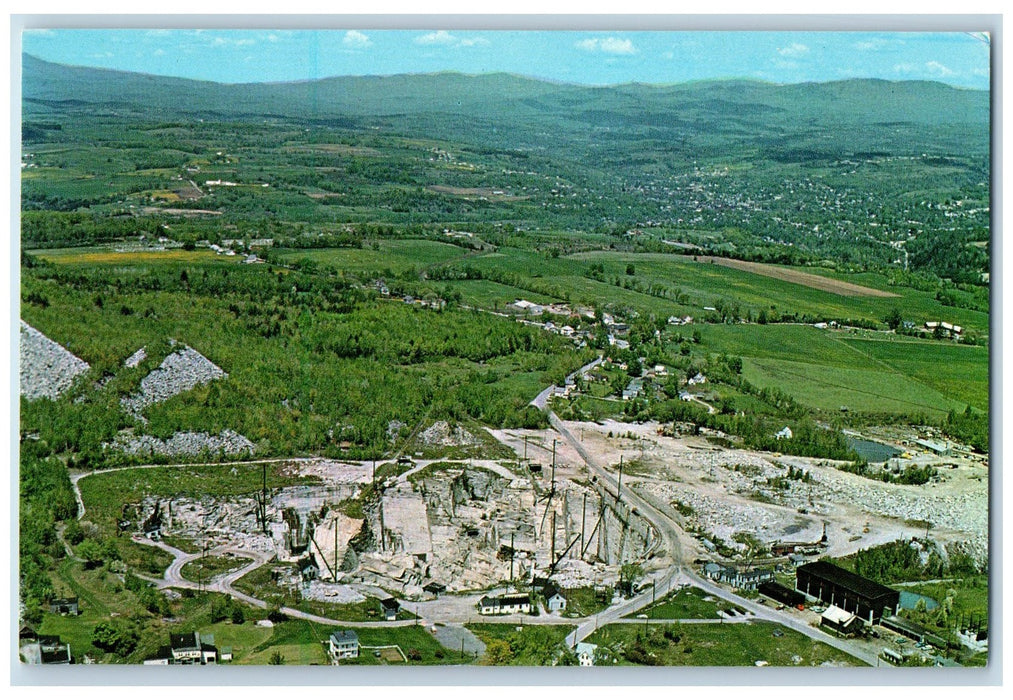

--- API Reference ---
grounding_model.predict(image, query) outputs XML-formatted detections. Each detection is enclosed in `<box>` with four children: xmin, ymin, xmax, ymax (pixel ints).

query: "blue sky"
<box><xmin>21</xmin><ymin>29</ymin><xmax>990</xmax><ymax>89</ymax></box>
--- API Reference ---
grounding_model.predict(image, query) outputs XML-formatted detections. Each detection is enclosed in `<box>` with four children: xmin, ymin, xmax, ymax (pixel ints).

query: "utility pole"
<box><xmin>510</xmin><ymin>532</ymin><xmax>516</xmax><ymax>581</ymax></box>
<box><xmin>334</xmin><ymin>515</ymin><xmax>338</xmax><ymax>579</ymax></box>
<box><xmin>523</xmin><ymin>436</ymin><xmax>528</xmax><ymax>464</ymax></box>
<box><xmin>580</xmin><ymin>493</ymin><xmax>587</xmax><ymax>557</ymax></box>
<box><xmin>617</xmin><ymin>455</ymin><xmax>623</xmax><ymax>501</ymax></box>
<box><xmin>550</xmin><ymin>510</ymin><xmax>556</xmax><ymax>566</ymax></box>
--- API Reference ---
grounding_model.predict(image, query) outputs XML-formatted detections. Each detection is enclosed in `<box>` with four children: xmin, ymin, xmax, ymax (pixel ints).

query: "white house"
<box><xmin>687</xmin><ymin>373</ymin><xmax>707</xmax><ymax>386</ymax></box>
<box><xmin>775</xmin><ymin>426</ymin><xmax>793</xmax><ymax>440</ymax></box>
<box><xmin>329</xmin><ymin>630</ymin><xmax>360</xmax><ymax>660</ymax></box>
<box><xmin>576</xmin><ymin>642</ymin><xmax>598</xmax><ymax>667</ymax></box>
<box><xmin>543</xmin><ymin>584</ymin><xmax>567</xmax><ymax>613</ymax></box>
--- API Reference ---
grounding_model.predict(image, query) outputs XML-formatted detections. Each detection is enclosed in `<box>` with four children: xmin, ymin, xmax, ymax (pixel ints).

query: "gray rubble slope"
<box><xmin>20</xmin><ymin>320</ymin><xmax>90</xmax><ymax>401</ymax></box>
<box><xmin>121</xmin><ymin>345</ymin><xmax>227</xmax><ymax>419</ymax></box>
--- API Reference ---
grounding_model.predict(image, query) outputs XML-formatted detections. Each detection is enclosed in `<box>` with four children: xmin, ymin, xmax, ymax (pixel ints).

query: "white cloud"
<box><xmin>343</xmin><ymin>30</ymin><xmax>371</xmax><ymax>48</ymax></box>
<box><xmin>416</xmin><ymin>30</ymin><xmax>457</xmax><ymax>46</ymax></box>
<box><xmin>776</xmin><ymin>42</ymin><xmax>809</xmax><ymax>58</ymax></box>
<box><xmin>414</xmin><ymin>30</ymin><xmax>487</xmax><ymax>48</ymax></box>
<box><xmin>211</xmin><ymin>36</ymin><xmax>255</xmax><ymax>48</ymax></box>
<box><xmin>925</xmin><ymin>60</ymin><xmax>955</xmax><ymax>77</ymax></box>
<box><xmin>575</xmin><ymin>36</ymin><xmax>636</xmax><ymax>55</ymax></box>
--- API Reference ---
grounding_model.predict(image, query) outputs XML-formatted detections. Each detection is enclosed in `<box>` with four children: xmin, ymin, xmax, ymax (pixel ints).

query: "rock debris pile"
<box><xmin>121</xmin><ymin>345</ymin><xmax>227</xmax><ymax>419</ymax></box>
<box><xmin>123</xmin><ymin>347</ymin><xmax>147</xmax><ymax>368</ymax></box>
<box><xmin>19</xmin><ymin>320</ymin><xmax>91</xmax><ymax>401</ymax></box>
<box><xmin>107</xmin><ymin>429</ymin><xmax>254</xmax><ymax>457</ymax></box>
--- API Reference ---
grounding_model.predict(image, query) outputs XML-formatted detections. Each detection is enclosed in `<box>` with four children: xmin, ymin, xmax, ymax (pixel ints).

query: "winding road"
<box><xmin>67</xmin><ymin>358</ymin><xmax>879</xmax><ymax>665</ymax></box>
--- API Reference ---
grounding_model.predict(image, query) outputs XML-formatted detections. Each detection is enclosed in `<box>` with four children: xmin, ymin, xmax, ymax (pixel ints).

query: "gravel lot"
<box><xmin>19</xmin><ymin>320</ymin><xmax>90</xmax><ymax>401</ymax></box>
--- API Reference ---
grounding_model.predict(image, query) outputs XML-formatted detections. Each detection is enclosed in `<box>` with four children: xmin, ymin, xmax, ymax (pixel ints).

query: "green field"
<box><xmin>627</xmin><ymin>586</ymin><xmax>723</xmax><ymax>620</ymax></box>
<box><xmin>180</xmin><ymin>555</ymin><xmax>253</xmax><ymax>583</ymax></box>
<box><xmin>841</xmin><ymin>338</ymin><xmax>989</xmax><ymax>411</ymax></box>
<box><xmin>587</xmin><ymin>621</ymin><xmax>864</xmax><ymax>666</ymax></box>
<box><xmin>275</xmin><ymin>239</ymin><xmax>474</xmax><ymax>274</ymax></box>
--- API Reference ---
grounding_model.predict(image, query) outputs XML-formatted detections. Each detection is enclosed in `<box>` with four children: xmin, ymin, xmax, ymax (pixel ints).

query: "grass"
<box><xmin>179</xmin><ymin>554</ymin><xmax>253</xmax><ymax>583</ymax></box>
<box><xmin>466</xmin><ymin>623</ymin><xmax>577</xmax><ymax>666</ymax></box>
<box><xmin>336</xmin><ymin>625</ymin><xmax>462</xmax><ymax>666</ymax></box>
<box><xmin>558</xmin><ymin>587</ymin><xmax>613</xmax><ymax>618</ymax></box>
<box><xmin>587</xmin><ymin>620</ymin><xmax>865</xmax><ymax>667</ymax></box>
<box><xmin>742</xmin><ymin>357</ymin><xmax>965</xmax><ymax>418</ymax></box>
<box><xmin>840</xmin><ymin>337</ymin><xmax>989</xmax><ymax>412</ymax></box>
<box><xmin>244</xmin><ymin>619</ymin><xmax>330</xmax><ymax>665</ymax></box>
<box><xmin>628</xmin><ymin>586</ymin><xmax>723</xmax><ymax>620</ymax></box>
<box><xmin>275</xmin><ymin>239</ymin><xmax>472</xmax><ymax>274</ymax></box>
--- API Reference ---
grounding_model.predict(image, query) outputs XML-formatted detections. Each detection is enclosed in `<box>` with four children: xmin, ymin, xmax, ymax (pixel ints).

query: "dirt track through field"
<box><xmin>691</xmin><ymin>256</ymin><xmax>900</xmax><ymax>297</ymax></box>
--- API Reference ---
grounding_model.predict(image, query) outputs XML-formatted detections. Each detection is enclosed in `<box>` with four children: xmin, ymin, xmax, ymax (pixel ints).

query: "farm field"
<box><xmin>274</xmin><ymin>239</ymin><xmax>476</xmax><ymax>274</ymax></box>
<box><xmin>840</xmin><ymin>338</ymin><xmax>989</xmax><ymax>412</ymax></box>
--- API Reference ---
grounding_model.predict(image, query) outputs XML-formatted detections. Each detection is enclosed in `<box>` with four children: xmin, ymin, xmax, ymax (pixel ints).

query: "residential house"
<box><xmin>144</xmin><ymin>632</ymin><xmax>217</xmax><ymax>665</ymax></box>
<box><xmin>328</xmin><ymin>630</ymin><xmax>360</xmax><ymax>660</ymax></box>
<box><xmin>576</xmin><ymin>642</ymin><xmax>598</xmax><ymax>667</ymax></box>
<box><xmin>543</xmin><ymin>583</ymin><xmax>567</xmax><ymax>613</ymax></box>
<box><xmin>687</xmin><ymin>373</ymin><xmax>707</xmax><ymax>386</ymax></box>
<box><xmin>219</xmin><ymin>646</ymin><xmax>233</xmax><ymax>663</ymax></box>
<box><xmin>775</xmin><ymin>426</ymin><xmax>793</xmax><ymax>440</ymax></box>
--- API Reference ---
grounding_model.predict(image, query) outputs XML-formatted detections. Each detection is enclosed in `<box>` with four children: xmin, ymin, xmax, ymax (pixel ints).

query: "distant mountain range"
<box><xmin>22</xmin><ymin>53</ymin><xmax>988</xmax><ymax>129</ymax></box>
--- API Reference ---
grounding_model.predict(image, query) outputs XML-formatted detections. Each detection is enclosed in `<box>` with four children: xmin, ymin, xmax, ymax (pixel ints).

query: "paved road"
<box><xmin>530</xmin><ymin>356</ymin><xmax>604</xmax><ymax>410</ymax></box>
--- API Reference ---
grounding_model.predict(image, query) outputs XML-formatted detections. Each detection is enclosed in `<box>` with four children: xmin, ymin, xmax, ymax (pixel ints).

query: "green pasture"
<box><xmin>840</xmin><ymin>338</ymin><xmax>989</xmax><ymax>412</ymax></box>
<box><xmin>276</xmin><ymin>239</ymin><xmax>473</xmax><ymax>273</ymax></box>
<box><xmin>742</xmin><ymin>357</ymin><xmax>964</xmax><ymax>418</ymax></box>
<box><xmin>588</xmin><ymin>621</ymin><xmax>864</xmax><ymax>666</ymax></box>
<box><xmin>567</xmin><ymin>251</ymin><xmax>989</xmax><ymax>335</ymax></box>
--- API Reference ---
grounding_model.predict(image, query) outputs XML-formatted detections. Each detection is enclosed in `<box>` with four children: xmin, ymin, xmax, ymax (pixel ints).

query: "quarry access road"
<box><xmin>545</xmin><ymin>410</ymin><xmax>877</xmax><ymax>666</ymax></box>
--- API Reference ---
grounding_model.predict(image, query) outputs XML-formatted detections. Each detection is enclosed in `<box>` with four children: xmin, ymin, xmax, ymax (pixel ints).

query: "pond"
<box><xmin>845</xmin><ymin>436</ymin><xmax>902</xmax><ymax>463</ymax></box>
<box><xmin>898</xmin><ymin>590</ymin><xmax>939</xmax><ymax>611</ymax></box>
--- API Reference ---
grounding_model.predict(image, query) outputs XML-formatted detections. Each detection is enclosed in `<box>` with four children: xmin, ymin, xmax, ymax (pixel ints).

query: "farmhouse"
<box><xmin>687</xmin><ymin>373</ymin><xmax>707</xmax><ymax>386</ymax></box>
<box><xmin>328</xmin><ymin>630</ymin><xmax>360</xmax><ymax>660</ymax></box>
<box><xmin>796</xmin><ymin>561</ymin><xmax>899</xmax><ymax>624</ymax></box>
<box><xmin>622</xmin><ymin>378</ymin><xmax>643</xmax><ymax>401</ymax></box>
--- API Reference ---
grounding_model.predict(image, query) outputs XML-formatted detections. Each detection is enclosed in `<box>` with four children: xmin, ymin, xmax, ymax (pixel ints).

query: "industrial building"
<box><xmin>795</xmin><ymin>560</ymin><xmax>899</xmax><ymax>624</ymax></box>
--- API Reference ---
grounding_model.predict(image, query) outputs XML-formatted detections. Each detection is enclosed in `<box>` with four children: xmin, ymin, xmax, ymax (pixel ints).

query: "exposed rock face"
<box><xmin>19</xmin><ymin>320</ymin><xmax>90</xmax><ymax>401</ymax></box>
<box><xmin>420</xmin><ymin>421</ymin><xmax>478</xmax><ymax>447</ymax></box>
<box><xmin>121</xmin><ymin>345</ymin><xmax>227</xmax><ymax>419</ymax></box>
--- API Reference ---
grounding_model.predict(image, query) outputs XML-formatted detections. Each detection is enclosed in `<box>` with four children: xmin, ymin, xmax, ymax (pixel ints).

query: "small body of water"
<box><xmin>845</xmin><ymin>436</ymin><xmax>902</xmax><ymax>463</ymax></box>
<box><xmin>898</xmin><ymin>591</ymin><xmax>939</xmax><ymax>611</ymax></box>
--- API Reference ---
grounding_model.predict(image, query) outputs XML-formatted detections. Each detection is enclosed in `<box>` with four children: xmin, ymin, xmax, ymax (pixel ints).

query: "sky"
<box><xmin>20</xmin><ymin>29</ymin><xmax>991</xmax><ymax>90</ymax></box>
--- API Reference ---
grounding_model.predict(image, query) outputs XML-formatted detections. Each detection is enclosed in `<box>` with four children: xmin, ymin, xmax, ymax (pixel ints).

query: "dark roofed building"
<box><xmin>423</xmin><ymin>581</ymin><xmax>446</xmax><ymax>597</ymax></box>
<box><xmin>758</xmin><ymin>581</ymin><xmax>805</xmax><ymax>607</ymax></box>
<box><xmin>796</xmin><ymin>560</ymin><xmax>899</xmax><ymax>624</ymax></box>
<box><xmin>48</xmin><ymin>597</ymin><xmax>79</xmax><ymax>615</ymax></box>
<box><xmin>380</xmin><ymin>597</ymin><xmax>400</xmax><ymax>621</ymax></box>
